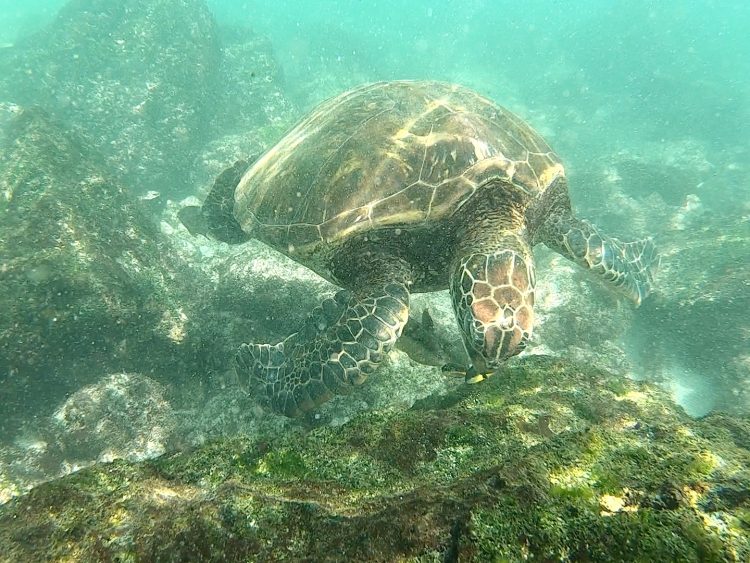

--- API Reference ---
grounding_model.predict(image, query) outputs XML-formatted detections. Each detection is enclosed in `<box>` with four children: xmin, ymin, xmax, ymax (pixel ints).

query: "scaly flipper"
<box><xmin>178</xmin><ymin>159</ymin><xmax>251</xmax><ymax>244</ymax></box>
<box><xmin>532</xmin><ymin>175</ymin><xmax>659</xmax><ymax>305</ymax></box>
<box><xmin>544</xmin><ymin>217</ymin><xmax>658</xmax><ymax>305</ymax></box>
<box><xmin>236</xmin><ymin>283</ymin><xmax>410</xmax><ymax>417</ymax></box>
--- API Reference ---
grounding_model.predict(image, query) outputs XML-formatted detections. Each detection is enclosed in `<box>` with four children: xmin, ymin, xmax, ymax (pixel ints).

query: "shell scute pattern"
<box><xmin>234</xmin><ymin>81</ymin><xmax>564</xmax><ymax>270</ymax></box>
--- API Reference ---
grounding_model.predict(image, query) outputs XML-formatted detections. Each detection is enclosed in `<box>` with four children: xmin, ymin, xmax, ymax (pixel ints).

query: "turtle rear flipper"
<box><xmin>236</xmin><ymin>283</ymin><xmax>410</xmax><ymax>417</ymax></box>
<box><xmin>179</xmin><ymin>159</ymin><xmax>252</xmax><ymax>244</ymax></box>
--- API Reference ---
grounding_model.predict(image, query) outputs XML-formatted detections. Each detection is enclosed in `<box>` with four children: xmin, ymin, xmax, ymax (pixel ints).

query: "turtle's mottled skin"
<box><xmin>183</xmin><ymin>81</ymin><xmax>659</xmax><ymax>417</ymax></box>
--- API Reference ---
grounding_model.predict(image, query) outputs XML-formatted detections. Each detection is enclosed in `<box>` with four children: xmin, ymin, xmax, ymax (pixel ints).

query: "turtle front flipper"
<box><xmin>236</xmin><ymin>283</ymin><xmax>410</xmax><ymax>417</ymax></box>
<box><xmin>541</xmin><ymin>216</ymin><xmax>659</xmax><ymax>305</ymax></box>
<box><xmin>532</xmin><ymin>175</ymin><xmax>659</xmax><ymax>305</ymax></box>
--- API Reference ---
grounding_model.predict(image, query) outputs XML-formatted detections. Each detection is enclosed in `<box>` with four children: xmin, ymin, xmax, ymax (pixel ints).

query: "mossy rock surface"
<box><xmin>0</xmin><ymin>105</ymin><xmax>204</xmax><ymax>426</ymax></box>
<box><xmin>0</xmin><ymin>0</ymin><xmax>219</xmax><ymax>198</ymax></box>
<box><xmin>1</xmin><ymin>356</ymin><xmax>748</xmax><ymax>562</ymax></box>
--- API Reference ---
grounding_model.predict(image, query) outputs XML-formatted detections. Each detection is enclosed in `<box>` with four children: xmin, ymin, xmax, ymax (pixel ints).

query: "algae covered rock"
<box><xmin>49</xmin><ymin>372</ymin><xmax>176</xmax><ymax>463</ymax></box>
<box><xmin>0</xmin><ymin>0</ymin><xmax>219</xmax><ymax>197</ymax></box>
<box><xmin>0</xmin><ymin>356</ymin><xmax>747</xmax><ymax>561</ymax></box>
<box><xmin>0</xmin><ymin>373</ymin><xmax>177</xmax><ymax>503</ymax></box>
<box><xmin>0</xmin><ymin>106</ymin><xmax>195</xmax><ymax>415</ymax></box>
<box><xmin>211</xmin><ymin>25</ymin><xmax>296</xmax><ymax>138</ymax></box>
<box><xmin>189</xmin><ymin>25</ymin><xmax>297</xmax><ymax>193</ymax></box>
<box><xmin>567</xmin><ymin>137</ymin><xmax>750</xmax><ymax>416</ymax></box>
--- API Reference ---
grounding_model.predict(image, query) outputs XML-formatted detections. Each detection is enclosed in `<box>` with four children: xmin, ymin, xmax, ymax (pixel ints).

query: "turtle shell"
<box><xmin>234</xmin><ymin>80</ymin><xmax>563</xmax><ymax>272</ymax></box>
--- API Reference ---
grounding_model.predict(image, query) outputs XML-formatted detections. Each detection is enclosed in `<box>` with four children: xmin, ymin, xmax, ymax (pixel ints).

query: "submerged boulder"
<box><xmin>0</xmin><ymin>1</ymin><xmax>298</xmax><ymax>201</ymax></box>
<box><xmin>566</xmin><ymin>137</ymin><xmax>750</xmax><ymax>416</ymax></box>
<box><xmin>0</xmin><ymin>106</ymin><xmax>198</xmax><ymax>420</ymax></box>
<box><xmin>189</xmin><ymin>24</ymin><xmax>297</xmax><ymax>210</ymax></box>
<box><xmin>49</xmin><ymin>372</ymin><xmax>176</xmax><ymax>463</ymax></box>
<box><xmin>0</xmin><ymin>0</ymin><xmax>219</xmax><ymax>197</ymax></box>
<box><xmin>210</xmin><ymin>25</ymin><xmax>296</xmax><ymax>138</ymax></box>
<box><xmin>0</xmin><ymin>372</ymin><xmax>177</xmax><ymax>504</ymax></box>
<box><xmin>0</xmin><ymin>356</ymin><xmax>747</xmax><ymax>561</ymax></box>
<box><xmin>632</xmin><ymin>211</ymin><xmax>750</xmax><ymax>415</ymax></box>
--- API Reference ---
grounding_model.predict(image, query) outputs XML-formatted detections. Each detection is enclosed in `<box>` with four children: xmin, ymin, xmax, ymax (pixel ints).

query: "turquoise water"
<box><xmin>3</xmin><ymin>1</ymin><xmax>747</xmax><ymax>157</ymax></box>
<box><xmin>1</xmin><ymin>0</ymin><xmax>748</xmax><ymax>415</ymax></box>
<box><xmin>210</xmin><ymin>1</ymin><xmax>750</xmax><ymax>143</ymax></box>
<box><xmin>0</xmin><ymin>1</ymin><xmax>749</xmax><ymax>556</ymax></box>
<box><xmin>203</xmin><ymin>1</ymin><xmax>748</xmax><ymax>230</ymax></box>
<box><xmin>1</xmin><ymin>0</ymin><xmax>747</xmax><ymax>412</ymax></box>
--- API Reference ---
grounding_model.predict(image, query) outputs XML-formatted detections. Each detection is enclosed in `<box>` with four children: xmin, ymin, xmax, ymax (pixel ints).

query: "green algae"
<box><xmin>1</xmin><ymin>356</ymin><xmax>748</xmax><ymax>561</ymax></box>
<box><xmin>253</xmin><ymin>448</ymin><xmax>308</xmax><ymax>478</ymax></box>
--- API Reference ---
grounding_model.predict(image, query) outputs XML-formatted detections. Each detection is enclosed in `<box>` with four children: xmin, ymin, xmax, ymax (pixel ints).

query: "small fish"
<box><xmin>397</xmin><ymin>308</ymin><xmax>472</xmax><ymax>378</ymax></box>
<box><xmin>442</xmin><ymin>363</ymin><xmax>492</xmax><ymax>384</ymax></box>
<box><xmin>138</xmin><ymin>190</ymin><xmax>161</xmax><ymax>201</ymax></box>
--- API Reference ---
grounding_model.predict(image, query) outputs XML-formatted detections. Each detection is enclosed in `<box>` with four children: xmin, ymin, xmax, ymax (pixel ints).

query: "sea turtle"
<box><xmin>180</xmin><ymin>80</ymin><xmax>659</xmax><ymax>417</ymax></box>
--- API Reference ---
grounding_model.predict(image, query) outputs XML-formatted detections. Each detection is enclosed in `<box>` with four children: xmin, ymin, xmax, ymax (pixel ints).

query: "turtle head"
<box><xmin>450</xmin><ymin>243</ymin><xmax>536</xmax><ymax>381</ymax></box>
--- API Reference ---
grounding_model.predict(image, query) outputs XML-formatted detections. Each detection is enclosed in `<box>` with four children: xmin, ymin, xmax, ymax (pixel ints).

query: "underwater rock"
<box><xmin>573</xmin><ymin>139</ymin><xmax>750</xmax><ymax>415</ymax></box>
<box><xmin>0</xmin><ymin>373</ymin><xmax>176</xmax><ymax>504</ymax></box>
<box><xmin>0</xmin><ymin>0</ymin><xmax>219</xmax><ymax>198</ymax></box>
<box><xmin>0</xmin><ymin>356</ymin><xmax>747</xmax><ymax>561</ymax></box>
<box><xmin>0</xmin><ymin>102</ymin><xmax>21</xmax><ymax>144</ymax></box>
<box><xmin>564</xmin><ymin>137</ymin><xmax>750</xmax><ymax>416</ymax></box>
<box><xmin>49</xmin><ymin>372</ymin><xmax>176</xmax><ymax>463</ymax></box>
<box><xmin>572</xmin><ymin>138</ymin><xmax>715</xmax><ymax>237</ymax></box>
<box><xmin>211</xmin><ymin>26</ymin><xmax>296</xmax><ymax>137</ymax></box>
<box><xmin>163</xmin><ymin>214</ymin><xmax>335</xmax><ymax>369</ymax></box>
<box><xmin>171</xmin><ymin>349</ymin><xmax>454</xmax><ymax>450</ymax></box>
<box><xmin>0</xmin><ymin>106</ymin><xmax>199</xmax><ymax>425</ymax></box>
<box><xmin>531</xmin><ymin>245</ymin><xmax>637</xmax><ymax>375</ymax></box>
<box><xmin>632</xmin><ymin>211</ymin><xmax>750</xmax><ymax>416</ymax></box>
